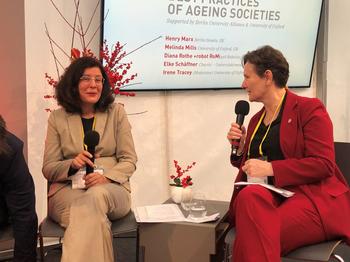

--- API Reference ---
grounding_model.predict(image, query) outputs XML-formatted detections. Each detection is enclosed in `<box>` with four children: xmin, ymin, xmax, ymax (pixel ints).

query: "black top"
<box><xmin>81</xmin><ymin>117</ymin><xmax>94</xmax><ymax>135</ymax></box>
<box><xmin>67</xmin><ymin>117</ymin><xmax>94</xmax><ymax>176</ymax></box>
<box><xmin>248</xmin><ymin>97</ymin><xmax>286</xmax><ymax>162</ymax></box>
<box><xmin>248</xmin><ymin>95</ymin><xmax>286</xmax><ymax>184</ymax></box>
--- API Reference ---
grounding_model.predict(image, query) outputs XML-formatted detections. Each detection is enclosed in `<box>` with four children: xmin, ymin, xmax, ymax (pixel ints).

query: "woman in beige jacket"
<box><xmin>42</xmin><ymin>56</ymin><xmax>137</xmax><ymax>262</ymax></box>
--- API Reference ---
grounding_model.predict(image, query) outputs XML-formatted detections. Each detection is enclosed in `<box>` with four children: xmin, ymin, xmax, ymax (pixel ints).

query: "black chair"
<box><xmin>38</xmin><ymin>210</ymin><xmax>139</xmax><ymax>261</ymax></box>
<box><xmin>0</xmin><ymin>225</ymin><xmax>14</xmax><ymax>261</ymax></box>
<box><xmin>334</xmin><ymin>142</ymin><xmax>350</xmax><ymax>185</ymax></box>
<box><xmin>223</xmin><ymin>142</ymin><xmax>350</xmax><ymax>262</ymax></box>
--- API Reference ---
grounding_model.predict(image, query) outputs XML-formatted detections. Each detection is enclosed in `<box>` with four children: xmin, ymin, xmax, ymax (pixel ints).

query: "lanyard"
<box><xmin>82</xmin><ymin>116</ymin><xmax>96</xmax><ymax>150</ymax></box>
<box><xmin>247</xmin><ymin>92</ymin><xmax>286</xmax><ymax>158</ymax></box>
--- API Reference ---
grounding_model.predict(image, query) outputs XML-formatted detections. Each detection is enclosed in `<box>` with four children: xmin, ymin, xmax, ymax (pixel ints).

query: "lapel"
<box><xmin>279</xmin><ymin>91</ymin><xmax>300</xmax><ymax>158</ymax></box>
<box><xmin>94</xmin><ymin>109</ymin><xmax>108</xmax><ymax>146</ymax></box>
<box><xmin>67</xmin><ymin>113</ymin><xmax>84</xmax><ymax>152</ymax></box>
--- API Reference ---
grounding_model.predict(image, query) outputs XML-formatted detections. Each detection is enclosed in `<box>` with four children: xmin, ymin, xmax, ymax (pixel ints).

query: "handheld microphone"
<box><xmin>83</xmin><ymin>130</ymin><xmax>100</xmax><ymax>174</ymax></box>
<box><xmin>231</xmin><ymin>100</ymin><xmax>250</xmax><ymax>156</ymax></box>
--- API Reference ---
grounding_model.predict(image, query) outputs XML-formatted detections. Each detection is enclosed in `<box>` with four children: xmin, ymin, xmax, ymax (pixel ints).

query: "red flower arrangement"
<box><xmin>169</xmin><ymin>160</ymin><xmax>196</xmax><ymax>188</ymax></box>
<box><xmin>100</xmin><ymin>40</ymin><xmax>137</xmax><ymax>96</ymax></box>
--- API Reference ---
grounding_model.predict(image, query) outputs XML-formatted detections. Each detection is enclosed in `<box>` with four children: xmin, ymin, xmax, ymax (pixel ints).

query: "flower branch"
<box><xmin>170</xmin><ymin>160</ymin><xmax>196</xmax><ymax>188</ymax></box>
<box><xmin>44</xmin><ymin>0</ymin><xmax>160</xmax><ymax>113</ymax></box>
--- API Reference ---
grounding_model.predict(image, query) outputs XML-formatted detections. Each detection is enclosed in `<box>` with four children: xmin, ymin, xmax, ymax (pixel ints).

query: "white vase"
<box><xmin>170</xmin><ymin>186</ymin><xmax>192</xmax><ymax>204</ymax></box>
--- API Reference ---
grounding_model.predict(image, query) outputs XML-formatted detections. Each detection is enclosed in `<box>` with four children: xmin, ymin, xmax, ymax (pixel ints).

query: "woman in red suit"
<box><xmin>227</xmin><ymin>45</ymin><xmax>350</xmax><ymax>261</ymax></box>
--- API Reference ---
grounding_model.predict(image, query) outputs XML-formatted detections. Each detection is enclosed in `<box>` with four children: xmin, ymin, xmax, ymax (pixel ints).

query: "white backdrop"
<box><xmin>327</xmin><ymin>1</ymin><xmax>350</xmax><ymax>142</ymax></box>
<box><xmin>24</xmin><ymin>0</ymin><xmax>315</xmax><ymax>222</ymax></box>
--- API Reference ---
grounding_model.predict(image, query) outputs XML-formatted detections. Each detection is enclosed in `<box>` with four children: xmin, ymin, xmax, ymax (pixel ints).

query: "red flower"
<box><xmin>170</xmin><ymin>160</ymin><xmax>196</xmax><ymax>187</ymax></box>
<box><xmin>181</xmin><ymin>176</ymin><xmax>193</xmax><ymax>188</ymax></box>
<box><xmin>71</xmin><ymin>48</ymin><xmax>81</xmax><ymax>59</ymax></box>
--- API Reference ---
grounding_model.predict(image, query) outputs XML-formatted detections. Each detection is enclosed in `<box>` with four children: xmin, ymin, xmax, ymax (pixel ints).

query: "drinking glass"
<box><xmin>180</xmin><ymin>187</ymin><xmax>193</xmax><ymax>211</ymax></box>
<box><xmin>189</xmin><ymin>192</ymin><xmax>207</xmax><ymax>219</ymax></box>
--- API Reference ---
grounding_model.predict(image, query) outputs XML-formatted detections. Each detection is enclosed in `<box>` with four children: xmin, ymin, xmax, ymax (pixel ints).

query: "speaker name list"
<box><xmin>162</xmin><ymin>34</ymin><xmax>237</xmax><ymax>76</ymax></box>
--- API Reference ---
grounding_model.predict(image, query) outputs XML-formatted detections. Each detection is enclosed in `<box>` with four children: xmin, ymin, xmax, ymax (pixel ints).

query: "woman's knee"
<box><xmin>85</xmin><ymin>184</ymin><xmax>130</xmax><ymax>216</ymax></box>
<box><xmin>236</xmin><ymin>185</ymin><xmax>273</xmax><ymax>203</ymax></box>
<box><xmin>234</xmin><ymin>185</ymin><xmax>277</xmax><ymax>214</ymax></box>
<box><xmin>86</xmin><ymin>185</ymin><xmax>110</xmax><ymax>201</ymax></box>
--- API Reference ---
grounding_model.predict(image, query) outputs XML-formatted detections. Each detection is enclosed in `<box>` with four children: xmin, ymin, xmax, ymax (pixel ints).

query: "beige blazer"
<box><xmin>42</xmin><ymin>103</ymin><xmax>137</xmax><ymax>197</ymax></box>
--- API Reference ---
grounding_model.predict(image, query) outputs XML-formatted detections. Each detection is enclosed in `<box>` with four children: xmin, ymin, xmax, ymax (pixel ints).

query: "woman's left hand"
<box><xmin>84</xmin><ymin>172</ymin><xmax>111</xmax><ymax>188</ymax></box>
<box><xmin>242</xmin><ymin>159</ymin><xmax>274</xmax><ymax>177</ymax></box>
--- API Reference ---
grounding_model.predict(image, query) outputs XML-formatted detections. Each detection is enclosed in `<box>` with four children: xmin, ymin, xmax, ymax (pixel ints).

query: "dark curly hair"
<box><xmin>55</xmin><ymin>56</ymin><xmax>115</xmax><ymax>113</ymax></box>
<box><xmin>0</xmin><ymin>115</ymin><xmax>11</xmax><ymax>156</ymax></box>
<box><xmin>242</xmin><ymin>45</ymin><xmax>289</xmax><ymax>88</ymax></box>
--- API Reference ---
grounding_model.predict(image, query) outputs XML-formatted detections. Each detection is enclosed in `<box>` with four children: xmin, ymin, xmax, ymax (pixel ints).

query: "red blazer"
<box><xmin>230</xmin><ymin>90</ymin><xmax>350</xmax><ymax>244</ymax></box>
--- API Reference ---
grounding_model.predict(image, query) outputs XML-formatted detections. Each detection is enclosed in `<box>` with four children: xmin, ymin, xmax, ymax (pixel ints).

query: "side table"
<box><xmin>138</xmin><ymin>199</ymin><xmax>230</xmax><ymax>262</ymax></box>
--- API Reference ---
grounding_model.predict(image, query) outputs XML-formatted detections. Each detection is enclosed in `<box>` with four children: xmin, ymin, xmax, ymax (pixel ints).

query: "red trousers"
<box><xmin>232</xmin><ymin>185</ymin><xmax>326</xmax><ymax>262</ymax></box>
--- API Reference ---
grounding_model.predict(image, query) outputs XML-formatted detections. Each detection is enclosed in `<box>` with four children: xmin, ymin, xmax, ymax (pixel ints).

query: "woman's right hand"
<box><xmin>227</xmin><ymin>123</ymin><xmax>246</xmax><ymax>153</ymax></box>
<box><xmin>71</xmin><ymin>150</ymin><xmax>94</xmax><ymax>170</ymax></box>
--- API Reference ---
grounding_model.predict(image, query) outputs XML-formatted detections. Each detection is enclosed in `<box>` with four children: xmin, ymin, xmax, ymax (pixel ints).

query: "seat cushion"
<box><xmin>0</xmin><ymin>225</ymin><xmax>14</xmax><ymax>251</ymax></box>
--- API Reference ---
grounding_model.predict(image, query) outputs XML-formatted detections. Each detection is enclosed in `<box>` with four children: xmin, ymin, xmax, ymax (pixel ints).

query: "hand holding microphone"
<box><xmin>228</xmin><ymin>123</ymin><xmax>247</xmax><ymax>154</ymax></box>
<box><xmin>71</xmin><ymin>151</ymin><xmax>95</xmax><ymax>170</ymax></box>
<box><xmin>71</xmin><ymin>130</ymin><xmax>100</xmax><ymax>172</ymax></box>
<box><xmin>228</xmin><ymin>100</ymin><xmax>250</xmax><ymax>156</ymax></box>
<box><xmin>82</xmin><ymin>130</ymin><xmax>111</xmax><ymax>188</ymax></box>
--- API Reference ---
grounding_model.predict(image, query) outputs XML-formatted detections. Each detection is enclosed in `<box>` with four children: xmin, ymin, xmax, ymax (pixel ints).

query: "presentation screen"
<box><xmin>102</xmin><ymin>0</ymin><xmax>323</xmax><ymax>91</ymax></box>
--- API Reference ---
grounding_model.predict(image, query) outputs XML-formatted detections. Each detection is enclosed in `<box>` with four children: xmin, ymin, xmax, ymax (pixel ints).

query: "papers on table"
<box><xmin>185</xmin><ymin>213</ymin><xmax>220</xmax><ymax>224</ymax></box>
<box><xmin>135</xmin><ymin>204</ymin><xmax>184</xmax><ymax>223</ymax></box>
<box><xmin>134</xmin><ymin>204</ymin><xmax>220</xmax><ymax>224</ymax></box>
<box><xmin>234</xmin><ymin>182</ymin><xmax>295</xmax><ymax>198</ymax></box>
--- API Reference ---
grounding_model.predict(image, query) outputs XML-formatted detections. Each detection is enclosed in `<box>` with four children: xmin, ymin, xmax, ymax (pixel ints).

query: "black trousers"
<box><xmin>0</xmin><ymin>188</ymin><xmax>37</xmax><ymax>262</ymax></box>
<box><xmin>0</xmin><ymin>133</ymin><xmax>38</xmax><ymax>262</ymax></box>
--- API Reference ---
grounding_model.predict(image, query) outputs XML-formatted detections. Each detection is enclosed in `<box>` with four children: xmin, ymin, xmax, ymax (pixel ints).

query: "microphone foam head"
<box><xmin>84</xmin><ymin>130</ymin><xmax>100</xmax><ymax>147</ymax></box>
<box><xmin>235</xmin><ymin>100</ymin><xmax>250</xmax><ymax>115</ymax></box>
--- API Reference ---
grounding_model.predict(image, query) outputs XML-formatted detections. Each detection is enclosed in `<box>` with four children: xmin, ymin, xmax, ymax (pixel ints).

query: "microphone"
<box><xmin>231</xmin><ymin>100</ymin><xmax>250</xmax><ymax>156</ymax></box>
<box><xmin>83</xmin><ymin>130</ymin><xmax>100</xmax><ymax>174</ymax></box>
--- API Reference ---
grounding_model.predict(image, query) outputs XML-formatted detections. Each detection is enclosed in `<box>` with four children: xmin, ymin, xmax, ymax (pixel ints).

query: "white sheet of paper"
<box><xmin>135</xmin><ymin>204</ymin><xmax>185</xmax><ymax>223</ymax></box>
<box><xmin>134</xmin><ymin>204</ymin><xmax>221</xmax><ymax>224</ymax></box>
<box><xmin>185</xmin><ymin>213</ymin><xmax>220</xmax><ymax>223</ymax></box>
<box><xmin>234</xmin><ymin>182</ymin><xmax>295</xmax><ymax>198</ymax></box>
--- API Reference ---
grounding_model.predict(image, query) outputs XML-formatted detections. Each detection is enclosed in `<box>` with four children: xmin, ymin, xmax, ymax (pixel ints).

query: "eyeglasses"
<box><xmin>80</xmin><ymin>75</ymin><xmax>105</xmax><ymax>85</ymax></box>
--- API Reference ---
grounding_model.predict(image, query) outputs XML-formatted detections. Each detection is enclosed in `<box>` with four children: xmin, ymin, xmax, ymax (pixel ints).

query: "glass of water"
<box><xmin>189</xmin><ymin>192</ymin><xmax>207</xmax><ymax>219</ymax></box>
<box><xmin>181</xmin><ymin>187</ymin><xmax>193</xmax><ymax>211</ymax></box>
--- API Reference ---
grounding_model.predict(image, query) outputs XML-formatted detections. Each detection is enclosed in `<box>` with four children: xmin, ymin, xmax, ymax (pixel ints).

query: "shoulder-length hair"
<box><xmin>242</xmin><ymin>45</ymin><xmax>289</xmax><ymax>88</ymax></box>
<box><xmin>0</xmin><ymin>115</ymin><xmax>11</xmax><ymax>156</ymax></box>
<box><xmin>55</xmin><ymin>56</ymin><xmax>115</xmax><ymax>113</ymax></box>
